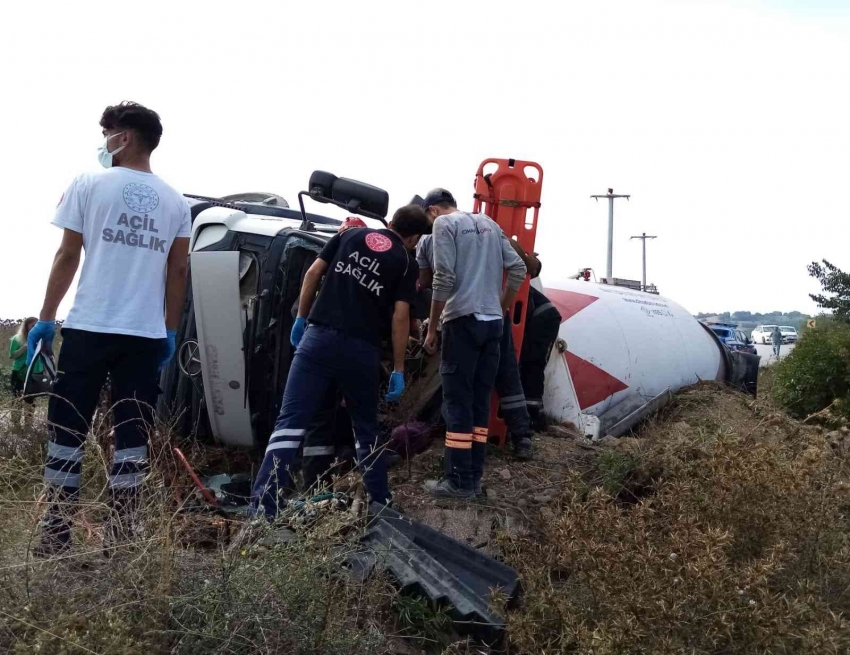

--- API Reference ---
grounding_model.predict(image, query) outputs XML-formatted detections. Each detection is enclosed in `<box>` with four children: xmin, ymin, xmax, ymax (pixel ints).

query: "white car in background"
<box><xmin>779</xmin><ymin>326</ymin><xmax>798</xmax><ymax>343</ymax></box>
<box><xmin>751</xmin><ymin>325</ymin><xmax>779</xmax><ymax>344</ymax></box>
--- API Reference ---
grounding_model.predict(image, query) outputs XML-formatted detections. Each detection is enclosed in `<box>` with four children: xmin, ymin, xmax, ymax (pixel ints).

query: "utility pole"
<box><xmin>630</xmin><ymin>232</ymin><xmax>657</xmax><ymax>291</ymax></box>
<box><xmin>591</xmin><ymin>188</ymin><xmax>630</xmax><ymax>279</ymax></box>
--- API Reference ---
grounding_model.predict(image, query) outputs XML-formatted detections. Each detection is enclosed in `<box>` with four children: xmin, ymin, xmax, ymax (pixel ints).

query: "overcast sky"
<box><xmin>1</xmin><ymin>0</ymin><xmax>848</xmax><ymax>319</ymax></box>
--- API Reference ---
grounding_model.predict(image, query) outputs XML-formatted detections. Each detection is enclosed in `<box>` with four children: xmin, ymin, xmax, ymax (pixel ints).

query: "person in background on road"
<box><xmin>251</xmin><ymin>206</ymin><xmax>431</xmax><ymax>516</ymax></box>
<box><xmin>415</xmin><ymin>192</ymin><xmax>534</xmax><ymax>462</ymax></box>
<box><xmin>419</xmin><ymin>189</ymin><xmax>527</xmax><ymax>500</ymax></box>
<box><xmin>27</xmin><ymin>102</ymin><xmax>191</xmax><ymax>557</ymax></box>
<box><xmin>772</xmin><ymin>325</ymin><xmax>783</xmax><ymax>357</ymax></box>
<box><xmin>9</xmin><ymin>317</ymin><xmax>41</xmax><ymax>430</ymax></box>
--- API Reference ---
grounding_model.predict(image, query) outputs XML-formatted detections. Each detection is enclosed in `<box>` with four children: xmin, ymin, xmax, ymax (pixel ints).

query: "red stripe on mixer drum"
<box><xmin>544</xmin><ymin>287</ymin><xmax>630</xmax><ymax>409</ymax></box>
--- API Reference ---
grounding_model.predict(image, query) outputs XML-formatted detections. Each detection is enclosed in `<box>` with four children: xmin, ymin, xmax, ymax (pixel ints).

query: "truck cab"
<box><xmin>158</xmin><ymin>174</ymin><xmax>435</xmax><ymax>449</ymax></box>
<box><xmin>160</xmin><ymin>198</ymin><xmax>333</xmax><ymax>447</ymax></box>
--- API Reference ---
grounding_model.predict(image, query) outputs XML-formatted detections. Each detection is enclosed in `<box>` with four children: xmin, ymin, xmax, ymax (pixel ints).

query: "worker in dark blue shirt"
<box><xmin>251</xmin><ymin>205</ymin><xmax>431</xmax><ymax>516</ymax></box>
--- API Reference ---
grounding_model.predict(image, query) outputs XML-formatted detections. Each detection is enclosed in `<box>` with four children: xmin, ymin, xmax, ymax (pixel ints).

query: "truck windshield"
<box><xmin>711</xmin><ymin>328</ymin><xmax>732</xmax><ymax>339</ymax></box>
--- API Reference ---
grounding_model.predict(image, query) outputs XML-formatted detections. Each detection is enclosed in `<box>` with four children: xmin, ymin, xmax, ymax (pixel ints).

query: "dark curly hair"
<box><xmin>390</xmin><ymin>205</ymin><xmax>432</xmax><ymax>238</ymax></box>
<box><xmin>100</xmin><ymin>101</ymin><xmax>163</xmax><ymax>153</ymax></box>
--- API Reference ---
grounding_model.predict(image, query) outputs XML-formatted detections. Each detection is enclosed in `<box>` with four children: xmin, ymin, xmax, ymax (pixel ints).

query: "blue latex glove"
<box><xmin>158</xmin><ymin>330</ymin><xmax>178</xmax><ymax>370</ymax></box>
<box><xmin>385</xmin><ymin>370</ymin><xmax>405</xmax><ymax>402</ymax></box>
<box><xmin>291</xmin><ymin>317</ymin><xmax>307</xmax><ymax>347</ymax></box>
<box><xmin>26</xmin><ymin>320</ymin><xmax>56</xmax><ymax>365</ymax></box>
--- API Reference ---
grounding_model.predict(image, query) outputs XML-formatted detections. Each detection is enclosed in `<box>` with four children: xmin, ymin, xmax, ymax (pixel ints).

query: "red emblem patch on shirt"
<box><xmin>365</xmin><ymin>232</ymin><xmax>392</xmax><ymax>252</ymax></box>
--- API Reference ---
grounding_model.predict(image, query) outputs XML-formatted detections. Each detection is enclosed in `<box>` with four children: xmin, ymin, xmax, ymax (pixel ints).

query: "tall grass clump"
<box><xmin>772</xmin><ymin>318</ymin><xmax>850</xmax><ymax>418</ymax></box>
<box><xmin>500</xmin><ymin>385</ymin><xmax>850</xmax><ymax>654</ymax></box>
<box><xmin>0</xmin><ymin>399</ymin><xmax>396</xmax><ymax>655</ymax></box>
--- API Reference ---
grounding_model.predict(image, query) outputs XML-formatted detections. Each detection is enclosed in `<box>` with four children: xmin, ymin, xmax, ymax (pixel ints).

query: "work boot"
<box><xmin>103</xmin><ymin>488</ymin><xmax>142</xmax><ymax>559</ymax></box>
<box><xmin>32</xmin><ymin>515</ymin><xmax>72</xmax><ymax>559</ymax></box>
<box><xmin>474</xmin><ymin>480</ymin><xmax>483</xmax><ymax>497</ymax></box>
<box><xmin>529</xmin><ymin>409</ymin><xmax>547</xmax><ymax>434</ymax></box>
<box><xmin>513</xmin><ymin>437</ymin><xmax>533</xmax><ymax>461</ymax></box>
<box><xmin>33</xmin><ymin>487</ymin><xmax>76</xmax><ymax>559</ymax></box>
<box><xmin>424</xmin><ymin>478</ymin><xmax>475</xmax><ymax>500</ymax></box>
<box><xmin>443</xmin><ymin>441</ymin><xmax>474</xmax><ymax>492</ymax></box>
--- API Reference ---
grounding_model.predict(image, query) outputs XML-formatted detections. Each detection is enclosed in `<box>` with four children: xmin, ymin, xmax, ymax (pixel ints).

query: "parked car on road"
<box><xmin>706</xmin><ymin>323</ymin><xmax>756</xmax><ymax>355</ymax></box>
<box><xmin>734</xmin><ymin>329</ymin><xmax>758</xmax><ymax>355</ymax></box>
<box><xmin>751</xmin><ymin>325</ymin><xmax>779</xmax><ymax>345</ymax></box>
<box><xmin>779</xmin><ymin>326</ymin><xmax>798</xmax><ymax>343</ymax></box>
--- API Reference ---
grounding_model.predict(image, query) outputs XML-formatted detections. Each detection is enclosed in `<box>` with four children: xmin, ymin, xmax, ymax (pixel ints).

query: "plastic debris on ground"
<box><xmin>346</xmin><ymin>502</ymin><xmax>521</xmax><ymax>643</ymax></box>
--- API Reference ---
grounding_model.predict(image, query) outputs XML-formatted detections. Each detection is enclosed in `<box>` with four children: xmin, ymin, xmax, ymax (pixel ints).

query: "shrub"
<box><xmin>500</xmin><ymin>386</ymin><xmax>850</xmax><ymax>654</ymax></box>
<box><xmin>772</xmin><ymin>319</ymin><xmax>850</xmax><ymax>418</ymax></box>
<box><xmin>596</xmin><ymin>450</ymin><xmax>638</xmax><ymax>496</ymax></box>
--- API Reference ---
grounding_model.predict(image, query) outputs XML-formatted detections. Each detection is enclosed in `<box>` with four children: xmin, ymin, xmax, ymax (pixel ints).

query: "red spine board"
<box><xmin>472</xmin><ymin>158</ymin><xmax>543</xmax><ymax>446</ymax></box>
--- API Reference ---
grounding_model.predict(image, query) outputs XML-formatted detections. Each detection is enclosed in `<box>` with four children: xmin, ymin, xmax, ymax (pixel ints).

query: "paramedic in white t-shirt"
<box><xmin>28</xmin><ymin>101</ymin><xmax>191</xmax><ymax>558</ymax></box>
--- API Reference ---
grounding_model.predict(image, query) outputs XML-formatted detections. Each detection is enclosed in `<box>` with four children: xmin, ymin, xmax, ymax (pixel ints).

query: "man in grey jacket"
<box><xmin>771</xmin><ymin>325</ymin><xmax>783</xmax><ymax>358</ymax></box>
<box><xmin>420</xmin><ymin>189</ymin><xmax>527</xmax><ymax>499</ymax></box>
<box><xmin>416</xmin><ymin>205</ymin><xmax>535</xmax><ymax>464</ymax></box>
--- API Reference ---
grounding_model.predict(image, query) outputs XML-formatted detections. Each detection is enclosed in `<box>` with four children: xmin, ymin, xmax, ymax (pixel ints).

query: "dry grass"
<box><xmin>0</xmin><ymin>396</ymin><xmax>401</xmax><ymax>655</ymax></box>
<box><xmin>500</xmin><ymin>383</ymin><xmax>850</xmax><ymax>654</ymax></box>
<box><xmin>2</xmin><ymin>379</ymin><xmax>850</xmax><ymax>653</ymax></box>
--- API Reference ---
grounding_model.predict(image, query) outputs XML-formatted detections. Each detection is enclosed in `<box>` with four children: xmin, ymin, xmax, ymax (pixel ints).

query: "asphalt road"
<box><xmin>755</xmin><ymin>342</ymin><xmax>796</xmax><ymax>367</ymax></box>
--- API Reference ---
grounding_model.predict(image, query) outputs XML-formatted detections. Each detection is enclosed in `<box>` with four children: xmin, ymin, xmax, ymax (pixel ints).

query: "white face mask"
<box><xmin>97</xmin><ymin>132</ymin><xmax>126</xmax><ymax>168</ymax></box>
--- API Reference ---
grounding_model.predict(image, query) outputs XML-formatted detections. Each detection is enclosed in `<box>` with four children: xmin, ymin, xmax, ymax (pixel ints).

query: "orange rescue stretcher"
<box><xmin>471</xmin><ymin>158</ymin><xmax>544</xmax><ymax>447</ymax></box>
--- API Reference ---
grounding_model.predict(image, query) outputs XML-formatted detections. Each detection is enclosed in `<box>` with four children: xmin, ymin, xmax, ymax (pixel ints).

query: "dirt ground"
<box><xmin>385</xmin><ymin>379</ymin><xmax>801</xmax><ymax>555</ymax></box>
<box><xmin>388</xmin><ymin>425</ymin><xmax>596</xmax><ymax>556</ymax></box>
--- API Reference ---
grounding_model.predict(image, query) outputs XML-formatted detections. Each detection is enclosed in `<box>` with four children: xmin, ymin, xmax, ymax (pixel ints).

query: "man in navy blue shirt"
<box><xmin>251</xmin><ymin>205</ymin><xmax>431</xmax><ymax>516</ymax></box>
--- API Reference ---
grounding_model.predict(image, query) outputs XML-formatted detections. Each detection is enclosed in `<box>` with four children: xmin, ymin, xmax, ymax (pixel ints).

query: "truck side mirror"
<box><xmin>306</xmin><ymin>170</ymin><xmax>337</xmax><ymax>204</ymax></box>
<box><xmin>306</xmin><ymin>170</ymin><xmax>389</xmax><ymax>221</ymax></box>
<box><xmin>333</xmin><ymin>177</ymin><xmax>389</xmax><ymax>220</ymax></box>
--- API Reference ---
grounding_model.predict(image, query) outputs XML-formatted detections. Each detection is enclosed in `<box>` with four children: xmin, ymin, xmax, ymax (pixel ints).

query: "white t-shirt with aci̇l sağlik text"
<box><xmin>52</xmin><ymin>166</ymin><xmax>191</xmax><ymax>339</ymax></box>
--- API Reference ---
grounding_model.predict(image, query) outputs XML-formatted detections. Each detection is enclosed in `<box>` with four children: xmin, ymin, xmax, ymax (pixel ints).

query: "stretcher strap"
<box><xmin>473</xmin><ymin>193</ymin><xmax>541</xmax><ymax>209</ymax></box>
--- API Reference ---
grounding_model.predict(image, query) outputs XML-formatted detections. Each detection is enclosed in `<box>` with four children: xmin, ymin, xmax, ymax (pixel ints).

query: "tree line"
<box><xmin>696</xmin><ymin>259</ymin><xmax>850</xmax><ymax>331</ymax></box>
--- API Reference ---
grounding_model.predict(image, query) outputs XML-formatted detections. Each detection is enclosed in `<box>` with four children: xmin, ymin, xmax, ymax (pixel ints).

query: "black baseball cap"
<box><xmin>418</xmin><ymin>188</ymin><xmax>456</xmax><ymax>209</ymax></box>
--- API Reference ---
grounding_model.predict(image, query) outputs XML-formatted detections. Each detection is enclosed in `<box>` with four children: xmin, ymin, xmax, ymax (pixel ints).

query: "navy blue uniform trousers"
<box><xmin>251</xmin><ymin>324</ymin><xmax>388</xmax><ymax>516</ymax></box>
<box><xmin>495</xmin><ymin>315</ymin><xmax>533</xmax><ymax>443</ymax></box>
<box><xmin>440</xmin><ymin>316</ymin><xmax>502</xmax><ymax>491</ymax></box>
<box><xmin>521</xmin><ymin>289</ymin><xmax>562</xmax><ymax>430</ymax></box>
<box><xmin>301</xmin><ymin>382</ymin><xmax>356</xmax><ymax>489</ymax></box>
<box><xmin>44</xmin><ymin>328</ymin><xmax>160</xmax><ymax>496</ymax></box>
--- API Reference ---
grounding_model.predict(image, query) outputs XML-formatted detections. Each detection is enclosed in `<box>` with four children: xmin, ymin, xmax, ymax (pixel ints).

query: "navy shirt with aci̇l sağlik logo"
<box><xmin>309</xmin><ymin>228</ymin><xmax>417</xmax><ymax>346</ymax></box>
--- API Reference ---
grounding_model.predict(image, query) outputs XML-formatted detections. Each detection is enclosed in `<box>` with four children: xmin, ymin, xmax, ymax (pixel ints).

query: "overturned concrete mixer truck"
<box><xmin>158</xmin><ymin>159</ymin><xmax>759</xmax><ymax>454</ymax></box>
